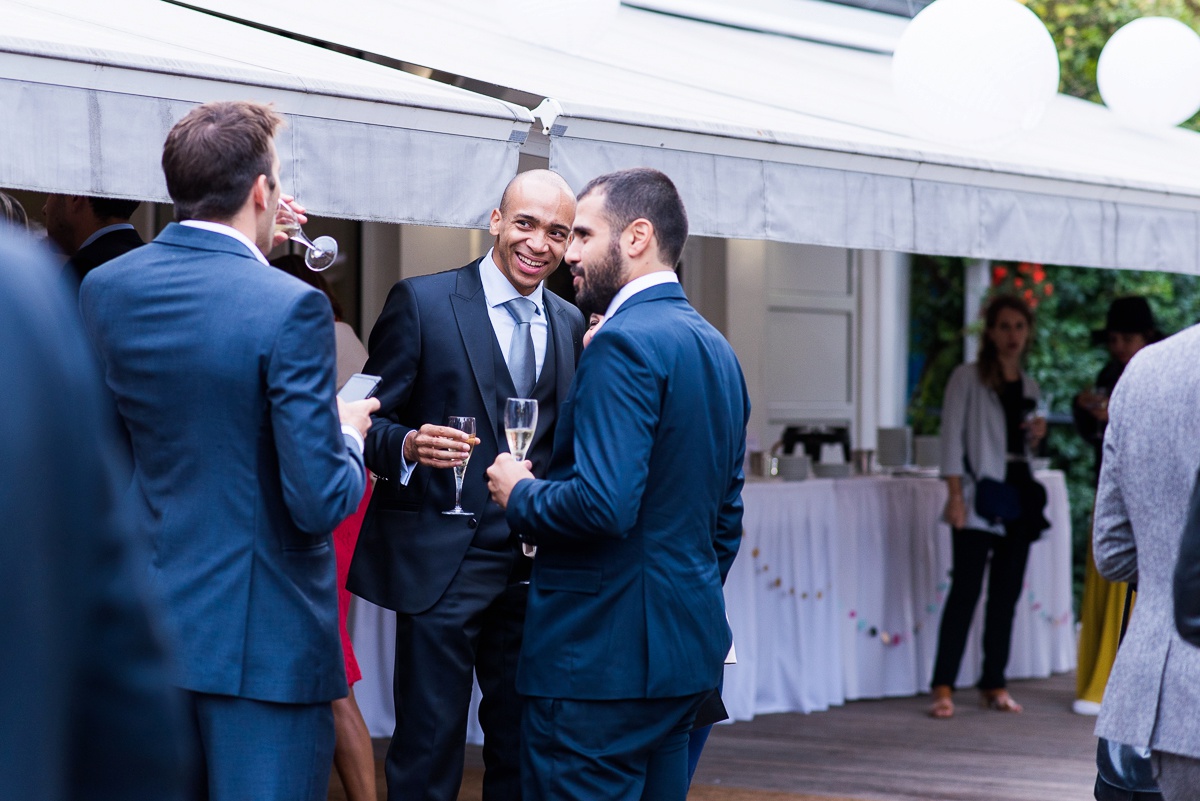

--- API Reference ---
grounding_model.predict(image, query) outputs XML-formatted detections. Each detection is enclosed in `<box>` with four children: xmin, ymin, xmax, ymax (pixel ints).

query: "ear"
<box><xmin>251</xmin><ymin>175</ymin><xmax>271</xmax><ymax>211</ymax></box>
<box><xmin>488</xmin><ymin>207</ymin><xmax>503</xmax><ymax>236</ymax></box>
<box><xmin>625</xmin><ymin>218</ymin><xmax>654</xmax><ymax>260</ymax></box>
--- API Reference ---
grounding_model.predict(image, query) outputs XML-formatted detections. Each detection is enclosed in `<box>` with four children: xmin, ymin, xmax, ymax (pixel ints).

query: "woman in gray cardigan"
<box><xmin>929</xmin><ymin>294</ymin><xmax>1047</xmax><ymax>719</ymax></box>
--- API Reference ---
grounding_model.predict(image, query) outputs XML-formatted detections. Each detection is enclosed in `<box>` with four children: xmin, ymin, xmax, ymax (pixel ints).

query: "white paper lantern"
<box><xmin>892</xmin><ymin>0</ymin><xmax>1060</xmax><ymax>149</ymax></box>
<box><xmin>496</xmin><ymin>0</ymin><xmax>620</xmax><ymax>45</ymax></box>
<box><xmin>1098</xmin><ymin>17</ymin><xmax>1200</xmax><ymax>131</ymax></box>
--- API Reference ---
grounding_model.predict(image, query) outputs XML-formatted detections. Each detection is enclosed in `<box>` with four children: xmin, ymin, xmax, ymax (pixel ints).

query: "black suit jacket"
<box><xmin>68</xmin><ymin>227</ymin><xmax>145</xmax><ymax>284</ymax></box>
<box><xmin>349</xmin><ymin>258</ymin><xmax>585</xmax><ymax>614</ymax></box>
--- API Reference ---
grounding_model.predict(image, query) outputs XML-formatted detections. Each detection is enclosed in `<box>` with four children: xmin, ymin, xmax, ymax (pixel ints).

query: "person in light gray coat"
<box><xmin>929</xmin><ymin>295</ymin><xmax>1047</xmax><ymax>719</ymax></box>
<box><xmin>1095</xmin><ymin>324</ymin><xmax>1200</xmax><ymax>800</ymax></box>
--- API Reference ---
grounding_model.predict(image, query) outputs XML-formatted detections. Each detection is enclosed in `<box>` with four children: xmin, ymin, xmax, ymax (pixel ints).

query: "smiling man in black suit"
<box><xmin>349</xmin><ymin>169</ymin><xmax>584</xmax><ymax>801</ymax></box>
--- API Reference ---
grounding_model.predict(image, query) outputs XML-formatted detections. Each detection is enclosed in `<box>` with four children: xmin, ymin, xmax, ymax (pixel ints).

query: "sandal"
<box><xmin>929</xmin><ymin>686</ymin><xmax>954</xmax><ymax>719</ymax></box>
<box><xmin>981</xmin><ymin>688</ymin><xmax>1023</xmax><ymax>713</ymax></box>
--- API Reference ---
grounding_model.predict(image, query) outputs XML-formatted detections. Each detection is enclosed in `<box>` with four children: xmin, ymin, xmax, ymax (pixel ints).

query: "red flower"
<box><xmin>1044</xmin><ymin>283</ymin><xmax>1054</xmax><ymax>296</ymax></box>
<box><xmin>992</xmin><ymin>266</ymin><xmax>1008</xmax><ymax>284</ymax></box>
<box><xmin>1033</xmin><ymin>267</ymin><xmax>1046</xmax><ymax>283</ymax></box>
<box><xmin>1014</xmin><ymin>277</ymin><xmax>1025</xmax><ymax>288</ymax></box>
<box><xmin>1018</xmin><ymin>262</ymin><xmax>1033</xmax><ymax>275</ymax></box>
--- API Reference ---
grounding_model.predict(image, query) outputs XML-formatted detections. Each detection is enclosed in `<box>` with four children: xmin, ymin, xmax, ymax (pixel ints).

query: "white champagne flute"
<box><xmin>275</xmin><ymin>199</ymin><xmax>338</xmax><ymax>272</ymax></box>
<box><xmin>504</xmin><ymin>398</ymin><xmax>538</xmax><ymax>462</ymax></box>
<box><xmin>441</xmin><ymin>416</ymin><xmax>476</xmax><ymax>516</ymax></box>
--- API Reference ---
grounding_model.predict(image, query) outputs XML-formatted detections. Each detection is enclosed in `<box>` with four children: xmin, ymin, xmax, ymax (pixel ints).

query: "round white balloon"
<box><xmin>1098</xmin><ymin>17</ymin><xmax>1200</xmax><ymax>131</ymax></box>
<box><xmin>892</xmin><ymin>0</ymin><xmax>1060</xmax><ymax>149</ymax></box>
<box><xmin>496</xmin><ymin>0</ymin><xmax>620</xmax><ymax>45</ymax></box>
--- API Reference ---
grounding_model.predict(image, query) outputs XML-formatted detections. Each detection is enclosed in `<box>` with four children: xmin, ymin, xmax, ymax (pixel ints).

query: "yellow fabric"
<box><xmin>1076</xmin><ymin>538</ymin><xmax>1132</xmax><ymax>704</ymax></box>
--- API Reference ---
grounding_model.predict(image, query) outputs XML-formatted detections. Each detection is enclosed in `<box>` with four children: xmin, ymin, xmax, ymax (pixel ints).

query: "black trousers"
<box><xmin>385</xmin><ymin>545</ymin><xmax>527</xmax><ymax>801</ymax></box>
<box><xmin>930</xmin><ymin>528</ymin><xmax>1032</xmax><ymax>691</ymax></box>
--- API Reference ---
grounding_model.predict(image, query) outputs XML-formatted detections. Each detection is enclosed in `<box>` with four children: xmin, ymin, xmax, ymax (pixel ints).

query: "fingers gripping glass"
<box><xmin>275</xmin><ymin>200</ymin><xmax>338</xmax><ymax>272</ymax></box>
<box><xmin>442</xmin><ymin>416</ymin><xmax>476</xmax><ymax>516</ymax></box>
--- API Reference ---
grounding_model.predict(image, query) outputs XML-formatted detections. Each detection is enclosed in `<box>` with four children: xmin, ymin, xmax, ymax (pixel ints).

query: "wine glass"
<box><xmin>504</xmin><ymin>398</ymin><xmax>539</xmax><ymax>462</ymax></box>
<box><xmin>504</xmin><ymin>399</ymin><xmax>539</xmax><ymax>556</ymax></box>
<box><xmin>275</xmin><ymin>199</ymin><xmax>338</xmax><ymax>272</ymax></box>
<box><xmin>441</xmin><ymin>416</ymin><xmax>476</xmax><ymax>517</ymax></box>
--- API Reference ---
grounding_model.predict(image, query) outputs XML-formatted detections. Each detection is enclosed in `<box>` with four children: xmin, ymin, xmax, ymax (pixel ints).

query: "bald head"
<box><xmin>488</xmin><ymin>169</ymin><xmax>576</xmax><ymax>296</ymax></box>
<box><xmin>498</xmin><ymin>169</ymin><xmax>574</xmax><ymax>217</ymax></box>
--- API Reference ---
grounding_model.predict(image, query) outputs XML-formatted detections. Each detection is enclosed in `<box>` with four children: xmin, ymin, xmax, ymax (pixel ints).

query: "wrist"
<box><xmin>402</xmin><ymin>429</ymin><xmax>417</xmax><ymax>462</ymax></box>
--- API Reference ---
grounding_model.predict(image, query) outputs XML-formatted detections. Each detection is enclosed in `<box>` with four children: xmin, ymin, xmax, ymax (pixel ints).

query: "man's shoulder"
<box><xmin>1124</xmin><ymin>325</ymin><xmax>1200</xmax><ymax>382</ymax></box>
<box><xmin>403</xmin><ymin>260</ymin><xmax>481</xmax><ymax>293</ymax></box>
<box><xmin>544</xmin><ymin>288</ymin><xmax>584</xmax><ymax>326</ymax></box>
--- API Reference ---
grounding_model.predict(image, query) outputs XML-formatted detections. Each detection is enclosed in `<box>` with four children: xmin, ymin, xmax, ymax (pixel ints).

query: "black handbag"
<box><xmin>974</xmin><ymin>477</ymin><xmax>1021</xmax><ymax>523</ymax></box>
<box><xmin>1094</xmin><ymin>586</ymin><xmax>1163</xmax><ymax>801</ymax></box>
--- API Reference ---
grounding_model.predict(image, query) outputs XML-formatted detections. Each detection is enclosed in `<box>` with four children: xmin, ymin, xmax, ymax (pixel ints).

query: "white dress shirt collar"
<box><xmin>179</xmin><ymin>220</ymin><xmax>269</xmax><ymax>266</ymax></box>
<box><xmin>603</xmin><ymin>270</ymin><xmax>679</xmax><ymax>321</ymax></box>
<box><xmin>480</xmin><ymin>248</ymin><xmax>545</xmax><ymax>314</ymax></box>
<box><xmin>78</xmin><ymin>223</ymin><xmax>136</xmax><ymax>252</ymax></box>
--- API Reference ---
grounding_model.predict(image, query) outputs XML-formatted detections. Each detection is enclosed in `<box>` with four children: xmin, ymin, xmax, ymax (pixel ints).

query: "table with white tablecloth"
<box><xmin>351</xmin><ymin>471</ymin><xmax>1076</xmax><ymax>736</ymax></box>
<box><xmin>722</xmin><ymin>471</ymin><xmax>1076</xmax><ymax>721</ymax></box>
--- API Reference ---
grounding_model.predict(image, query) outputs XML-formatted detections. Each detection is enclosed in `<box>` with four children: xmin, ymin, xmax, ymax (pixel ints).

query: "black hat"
<box><xmin>1092</xmin><ymin>296</ymin><xmax>1161</xmax><ymax>345</ymax></box>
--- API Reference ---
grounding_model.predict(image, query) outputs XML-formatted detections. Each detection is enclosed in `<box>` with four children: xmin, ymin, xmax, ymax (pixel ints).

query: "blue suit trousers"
<box><xmin>521</xmin><ymin>692</ymin><xmax>707</xmax><ymax>801</ymax></box>
<box><xmin>183</xmin><ymin>691</ymin><xmax>334</xmax><ymax>801</ymax></box>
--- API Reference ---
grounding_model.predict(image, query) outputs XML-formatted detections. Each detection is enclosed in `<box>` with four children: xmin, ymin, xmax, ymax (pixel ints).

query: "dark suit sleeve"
<box><xmin>1176</xmin><ymin>469</ymin><xmax>1200</xmax><ymax>646</ymax></box>
<box><xmin>508</xmin><ymin>328</ymin><xmax>658</xmax><ymax>541</ymax></box>
<box><xmin>267</xmin><ymin>288</ymin><xmax>365</xmax><ymax>534</ymax></box>
<box><xmin>362</xmin><ymin>280</ymin><xmax>422</xmax><ymax>481</ymax></box>
<box><xmin>715</xmin><ymin>388</ymin><xmax>749</xmax><ymax>583</ymax></box>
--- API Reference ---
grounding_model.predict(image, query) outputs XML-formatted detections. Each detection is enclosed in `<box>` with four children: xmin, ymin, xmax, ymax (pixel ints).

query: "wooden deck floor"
<box><xmin>333</xmin><ymin>673</ymin><xmax>1098</xmax><ymax>801</ymax></box>
<box><xmin>690</xmin><ymin>672</ymin><xmax>1097</xmax><ymax>801</ymax></box>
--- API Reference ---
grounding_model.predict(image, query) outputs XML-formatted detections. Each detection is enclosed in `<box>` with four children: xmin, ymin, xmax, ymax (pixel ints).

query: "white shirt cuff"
<box><xmin>397</xmin><ymin>431</ymin><xmax>417</xmax><ymax>486</ymax></box>
<box><xmin>341</xmin><ymin>424</ymin><xmax>364</xmax><ymax>454</ymax></box>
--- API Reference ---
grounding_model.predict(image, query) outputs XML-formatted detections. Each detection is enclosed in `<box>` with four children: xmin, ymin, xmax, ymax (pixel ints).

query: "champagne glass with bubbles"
<box><xmin>275</xmin><ymin>199</ymin><xmax>338</xmax><ymax>271</ymax></box>
<box><xmin>441</xmin><ymin>416</ymin><xmax>476</xmax><ymax>517</ymax></box>
<box><xmin>505</xmin><ymin>399</ymin><xmax>539</xmax><ymax>557</ymax></box>
<box><xmin>504</xmin><ymin>398</ymin><xmax>538</xmax><ymax>463</ymax></box>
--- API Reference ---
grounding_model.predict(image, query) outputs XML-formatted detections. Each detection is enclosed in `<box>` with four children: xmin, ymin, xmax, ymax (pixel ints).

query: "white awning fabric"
<box><xmin>0</xmin><ymin>0</ymin><xmax>532</xmax><ymax>227</ymax></box>
<box><xmin>185</xmin><ymin>0</ymin><xmax>1200</xmax><ymax>272</ymax></box>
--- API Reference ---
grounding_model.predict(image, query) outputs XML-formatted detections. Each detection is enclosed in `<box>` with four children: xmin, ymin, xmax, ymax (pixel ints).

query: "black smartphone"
<box><xmin>337</xmin><ymin>373</ymin><xmax>381</xmax><ymax>402</ymax></box>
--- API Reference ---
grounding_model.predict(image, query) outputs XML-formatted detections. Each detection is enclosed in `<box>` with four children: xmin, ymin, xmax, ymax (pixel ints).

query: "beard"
<box><xmin>574</xmin><ymin>235</ymin><xmax>625</xmax><ymax>318</ymax></box>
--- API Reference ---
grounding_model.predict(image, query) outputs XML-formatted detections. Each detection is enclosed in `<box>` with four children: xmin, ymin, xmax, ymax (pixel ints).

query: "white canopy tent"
<box><xmin>184</xmin><ymin>0</ymin><xmax>1200</xmax><ymax>272</ymax></box>
<box><xmin>0</xmin><ymin>0</ymin><xmax>532</xmax><ymax>227</ymax></box>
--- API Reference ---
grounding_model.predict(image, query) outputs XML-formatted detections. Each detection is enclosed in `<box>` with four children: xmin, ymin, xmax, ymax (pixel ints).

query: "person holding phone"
<box><xmin>79</xmin><ymin>101</ymin><xmax>376</xmax><ymax>801</ymax></box>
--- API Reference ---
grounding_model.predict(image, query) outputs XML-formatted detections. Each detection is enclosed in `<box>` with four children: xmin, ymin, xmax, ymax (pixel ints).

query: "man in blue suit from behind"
<box><xmin>487</xmin><ymin>168</ymin><xmax>748</xmax><ymax>800</ymax></box>
<box><xmin>79</xmin><ymin>101</ymin><xmax>377</xmax><ymax>801</ymax></box>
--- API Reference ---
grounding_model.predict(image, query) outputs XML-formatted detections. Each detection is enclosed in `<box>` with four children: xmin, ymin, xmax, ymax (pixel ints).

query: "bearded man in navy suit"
<box><xmin>488</xmin><ymin>168</ymin><xmax>748</xmax><ymax>801</ymax></box>
<box><xmin>79</xmin><ymin>101</ymin><xmax>376</xmax><ymax>801</ymax></box>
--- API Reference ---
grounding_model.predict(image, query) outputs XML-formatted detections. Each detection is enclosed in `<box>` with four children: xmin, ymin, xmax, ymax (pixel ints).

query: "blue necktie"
<box><xmin>502</xmin><ymin>297</ymin><xmax>537</xmax><ymax>398</ymax></box>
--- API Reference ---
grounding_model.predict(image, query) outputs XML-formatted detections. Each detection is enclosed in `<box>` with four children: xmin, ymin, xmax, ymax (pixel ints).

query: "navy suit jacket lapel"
<box><xmin>450</xmin><ymin>259</ymin><xmax>500</xmax><ymax>439</ymax></box>
<box><xmin>546</xmin><ymin>293</ymin><xmax>578</xmax><ymax>405</ymax></box>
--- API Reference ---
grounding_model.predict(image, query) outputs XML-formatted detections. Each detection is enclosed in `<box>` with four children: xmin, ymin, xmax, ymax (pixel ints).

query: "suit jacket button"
<box><xmin>468</xmin><ymin>517</ymin><xmax>478</xmax><ymax>529</ymax></box>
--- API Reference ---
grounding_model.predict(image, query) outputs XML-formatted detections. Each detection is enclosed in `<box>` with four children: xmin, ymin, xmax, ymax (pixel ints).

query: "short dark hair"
<box><xmin>0</xmin><ymin>191</ymin><xmax>28</xmax><ymax>229</ymax></box>
<box><xmin>577</xmin><ymin>168</ymin><xmax>688</xmax><ymax>268</ymax></box>
<box><xmin>86</xmin><ymin>197</ymin><xmax>141</xmax><ymax>220</ymax></box>
<box><xmin>162</xmin><ymin>101</ymin><xmax>282</xmax><ymax>222</ymax></box>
